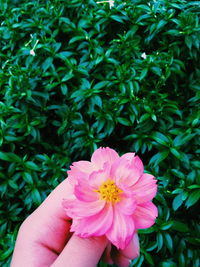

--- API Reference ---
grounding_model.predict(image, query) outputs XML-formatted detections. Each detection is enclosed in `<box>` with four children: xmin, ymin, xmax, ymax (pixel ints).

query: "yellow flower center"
<box><xmin>95</xmin><ymin>179</ymin><xmax>123</xmax><ymax>203</ymax></box>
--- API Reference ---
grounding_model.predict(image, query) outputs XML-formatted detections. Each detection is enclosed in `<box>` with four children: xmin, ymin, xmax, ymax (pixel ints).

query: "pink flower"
<box><xmin>63</xmin><ymin>147</ymin><xmax>158</xmax><ymax>250</ymax></box>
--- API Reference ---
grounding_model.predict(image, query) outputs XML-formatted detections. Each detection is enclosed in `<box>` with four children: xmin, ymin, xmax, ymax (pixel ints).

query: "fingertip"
<box><xmin>119</xmin><ymin>232</ymin><xmax>140</xmax><ymax>259</ymax></box>
<box><xmin>51</xmin><ymin>234</ymin><xmax>108</xmax><ymax>267</ymax></box>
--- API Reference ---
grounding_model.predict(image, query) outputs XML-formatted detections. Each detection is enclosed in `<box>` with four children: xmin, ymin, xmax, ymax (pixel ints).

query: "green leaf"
<box><xmin>146</xmin><ymin>241</ymin><xmax>157</xmax><ymax>252</ymax></box>
<box><xmin>160</xmin><ymin>261</ymin><xmax>177</xmax><ymax>267</ymax></box>
<box><xmin>144</xmin><ymin>251</ymin><xmax>154</xmax><ymax>265</ymax></box>
<box><xmin>71</xmin><ymin>90</ymin><xmax>83</xmax><ymax>99</ymax></box>
<box><xmin>172</xmin><ymin>221</ymin><xmax>189</xmax><ymax>232</ymax></box>
<box><xmin>164</xmin><ymin>233</ymin><xmax>173</xmax><ymax>252</ymax></box>
<box><xmin>185</xmin><ymin>190</ymin><xmax>200</xmax><ymax>208</ymax></box>
<box><xmin>92</xmin><ymin>95</ymin><xmax>102</xmax><ymax>108</ymax></box>
<box><xmin>0</xmin><ymin>247</ymin><xmax>13</xmax><ymax>261</ymax></box>
<box><xmin>185</xmin><ymin>237</ymin><xmax>200</xmax><ymax>246</ymax></box>
<box><xmin>181</xmin><ymin>191</ymin><xmax>188</xmax><ymax>201</ymax></box>
<box><xmin>0</xmin><ymin>152</ymin><xmax>11</xmax><ymax>161</ymax></box>
<box><xmin>42</xmin><ymin>57</ymin><xmax>53</xmax><ymax>72</ymax></box>
<box><xmin>173</xmin><ymin>133</ymin><xmax>195</xmax><ymax>147</ymax></box>
<box><xmin>110</xmin><ymin>15</ymin><xmax>127</xmax><ymax>23</ymax></box>
<box><xmin>170</xmin><ymin>148</ymin><xmax>181</xmax><ymax>159</ymax></box>
<box><xmin>69</xmin><ymin>35</ymin><xmax>85</xmax><ymax>44</ymax></box>
<box><xmin>172</xmin><ymin>188</ymin><xmax>183</xmax><ymax>194</ymax></box>
<box><xmin>132</xmin><ymin>254</ymin><xmax>144</xmax><ymax>267</ymax></box>
<box><xmin>160</xmin><ymin>221</ymin><xmax>174</xmax><ymax>230</ymax></box>
<box><xmin>62</xmin><ymin>72</ymin><xmax>74</xmax><ymax>82</ymax></box>
<box><xmin>152</xmin><ymin>132</ymin><xmax>169</xmax><ymax>146</ymax></box>
<box><xmin>93</xmin><ymin>81</ymin><xmax>109</xmax><ymax>90</ymax></box>
<box><xmin>187</xmin><ymin>185</ymin><xmax>200</xmax><ymax>189</ymax></box>
<box><xmin>151</xmin><ymin>114</ymin><xmax>157</xmax><ymax>122</ymax></box>
<box><xmin>32</xmin><ymin>188</ymin><xmax>41</xmax><ymax>204</ymax></box>
<box><xmin>22</xmin><ymin>172</ymin><xmax>33</xmax><ymax>184</ymax></box>
<box><xmin>5</xmin><ymin>135</ymin><xmax>23</xmax><ymax>141</ymax></box>
<box><xmin>138</xmin><ymin>227</ymin><xmax>155</xmax><ymax>234</ymax></box>
<box><xmin>117</xmin><ymin>117</ymin><xmax>131</xmax><ymax>126</ymax></box>
<box><xmin>61</xmin><ymin>84</ymin><xmax>68</xmax><ymax>95</ymax></box>
<box><xmin>171</xmin><ymin>169</ymin><xmax>185</xmax><ymax>179</ymax></box>
<box><xmin>165</xmin><ymin>29</ymin><xmax>180</xmax><ymax>36</ymax></box>
<box><xmin>139</xmin><ymin>113</ymin><xmax>150</xmax><ymax>123</ymax></box>
<box><xmin>149</xmin><ymin>151</ymin><xmax>169</xmax><ymax>166</ymax></box>
<box><xmin>179</xmin><ymin>253</ymin><xmax>185</xmax><ymax>267</ymax></box>
<box><xmin>24</xmin><ymin>161</ymin><xmax>40</xmax><ymax>171</ymax></box>
<box><xmin>139</xmin><ymin>68</ymin><xmax>148</xmax><ymax>80</ymax></box>
<box><xmin>8</xmin><ymin>180</ymin><xmax>18</xmax><ymax>190</ymax></box>
<box><xmin>0</xmin><ymin>152</ymin><xmax>21</xmax><ymax>163</ymax></box>
<box><xmin>192</xmin><ymin>118</ymin><xmax>199</xmax><ymax>127</ymax></box>
<box><xmin>157</xmin><ymin>232</ymin><xmax>163</xmax><ymax>251</ymax></box>
<box><xmin>173</xmin><ymin>194</ymin><xmax>183</xmax><ymax>211</ymax></box>
<box><xmin>151</xmin><ymin>66</ymin><xmax>162</xmax><ymax>76</ymax></box>
<box><xmin>185</xmin><ymin>36</ymin><xmax>192</xmax><ymax>50</ymax></box>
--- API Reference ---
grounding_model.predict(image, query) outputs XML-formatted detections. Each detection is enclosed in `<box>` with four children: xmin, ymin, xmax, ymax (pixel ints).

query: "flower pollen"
<box><xmin>95</xmin><ymin>179</ymin><xmax>123</xmax><ymax>203</ymax></box>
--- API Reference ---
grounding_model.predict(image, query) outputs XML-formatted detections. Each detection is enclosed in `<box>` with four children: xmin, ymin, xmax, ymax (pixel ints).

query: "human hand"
<box><xmin>11</xmin><ymin>179</ymin><xmax>139</xmax><ymax>267</ymax></box>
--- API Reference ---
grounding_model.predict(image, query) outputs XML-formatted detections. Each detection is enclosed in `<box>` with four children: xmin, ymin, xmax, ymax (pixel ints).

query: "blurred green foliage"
<box><xmin>0</xmin><ymin>0</ymin><xmax>200</xmax><ymax>266</ymax></box>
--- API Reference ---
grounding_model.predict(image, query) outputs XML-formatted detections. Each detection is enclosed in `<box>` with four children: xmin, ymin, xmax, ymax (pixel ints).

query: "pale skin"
<box><xmin>11</xmin><ymin>179</ymin><xmax>138</xmax><ymax>267</ymax></box>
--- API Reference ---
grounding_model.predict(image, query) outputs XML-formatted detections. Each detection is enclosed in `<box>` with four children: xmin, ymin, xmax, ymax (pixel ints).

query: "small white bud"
<box><xmin>96</xmin><ymin>0</ymin><xmax>114</xmax><ymax>9</ymax></box>
<box><xmin>141</xmin><ymin>52</ymin><xmax>147</xmax><ymax>59</ymax></box>
<box><xmin>30</xmin><ymin>49</ymin><xmax>35</xmax><ymax>56</ymax></box>
<box><xmin>109</xmin><ymin>0</ymin><xmax>114</xmax><ymax>8</ymax></box>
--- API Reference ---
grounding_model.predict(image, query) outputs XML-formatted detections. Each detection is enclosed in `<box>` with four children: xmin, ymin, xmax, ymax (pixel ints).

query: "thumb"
<box><xmin>51</xmin><ymin>234</ymin><xmax>108</xmax><ymax>267</ymax></box>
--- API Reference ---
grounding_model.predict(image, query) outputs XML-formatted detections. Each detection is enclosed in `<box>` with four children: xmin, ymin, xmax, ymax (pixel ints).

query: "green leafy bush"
<box><xmin>0</xmin><ymin>0</ymin><xmax>199</xmax><ymax>266</ymax></box>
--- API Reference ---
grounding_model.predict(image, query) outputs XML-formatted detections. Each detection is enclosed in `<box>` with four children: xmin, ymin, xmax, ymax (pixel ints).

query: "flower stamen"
<box><xmin>95</xmin><ymin>179</ymin><xmax>123</xmax><ymax>203</ymax></box>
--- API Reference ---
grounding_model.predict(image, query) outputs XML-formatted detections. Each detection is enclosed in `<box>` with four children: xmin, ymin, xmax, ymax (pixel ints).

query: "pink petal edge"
<box><xmin>62</xmin><ymin>198</ymin><xmax>105</xmax><ymax>219</ymax></box>
<box><xmin>133</xmin><ymin>201</ymin><xmax>158</xmax><ymax>229</ymax></box>
<box><xmin>106</xmin><ymin>208</ymin><xmax>135</xmax><ymax>250</ymax></box>
<box><xmin>91</xmin><ymin>147</ymin><xmax>119</xmax><ymax>169</ymax></box>
<box><xmin>71</xmin><ymin>203</ymin><xmax>113</xmax><ymax>237</ymax></box>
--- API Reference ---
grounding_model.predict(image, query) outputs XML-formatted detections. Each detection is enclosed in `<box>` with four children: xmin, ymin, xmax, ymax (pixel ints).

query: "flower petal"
<box><xmin>67</xmin><ymin>160</ymin><xmax>95</xmax><ymax>185</ymax></box>
<box><xmin>74</xmin><ymin>179</ymin><xmax>99</xmax><ymax>202</ymax></box>
<box><xmin>88</xmin><ymin>163</ymin><xmax>110</xmax><ymax>189</ymax></box>
<box><xmin>72</xmin><ymin>160</ymin><xmax>96</xmax><ymax>174</ymax></box>
<box><xmin>132</xmin><ymin>232</ymin><xmax>140</xmax><ymax>258</ymax></box>
<box><xmin>62</xmin><ymin>198</ymin><xmax>105</xmax><ymax>218</ymax></box>
<box><xmin>106</xmin><ymin>208</ymin><xmax>135</xmax><ymax>249</ymax></box>
<box><xmin>111</xmin><ymin>158</ymin><xmax>142</xmax><ymax>187</ymax></box>
<box><xmin>115</xmin><ymin>196</ymin><xmax>136</xmax><ymax>215</ymax></box>
<box><xmin>71</xmin><ymin>203</ymin><xmax>113</xmax><ymax>237</ymax></box>
<box><xmin>133</xmin><ymin>201</ymin><xmax>158</xmax><ymax>229</ymax></box>
<box><xmin>91</xmin><ymin>147</ymin><xmax>119</xmax><ymax>169</ymax></box>
<box><xmin>131</xmin><ymin>173</ymin><xmax>157</xmax><ymax>204</ymax></box>
<box><xmin>132</xmin><ymin>156</ymin><xmax>144</xmax><ymax>174</ymax></box>
<box><xmin>121</xmin><ymin>152</ymin><xmax>135</xmax><ymax>162</ymax></box>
